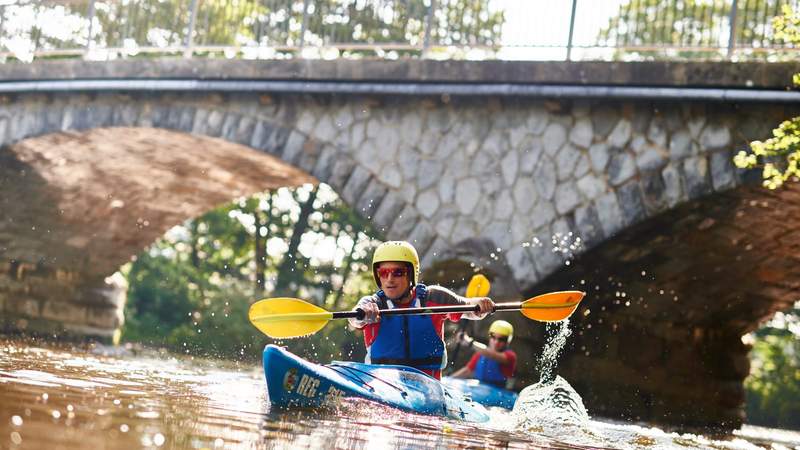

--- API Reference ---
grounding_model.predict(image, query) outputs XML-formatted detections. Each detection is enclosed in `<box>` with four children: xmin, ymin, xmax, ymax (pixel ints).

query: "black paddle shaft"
<box><xmin>333</xmin><ymin>302</ymin><xmax>522</xmax><ymax>320</ymax></box>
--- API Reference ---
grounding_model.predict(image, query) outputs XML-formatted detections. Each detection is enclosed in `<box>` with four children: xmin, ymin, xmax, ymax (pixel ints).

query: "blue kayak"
<box><xmin>261</xmin><ymin>345</ymin><xmax>489</xmax><ymax>422</ymax></box>
<box><xmin>441</xmin><ymin>377</ymin><xmax>518</xmax><ymax>409</ymax></box>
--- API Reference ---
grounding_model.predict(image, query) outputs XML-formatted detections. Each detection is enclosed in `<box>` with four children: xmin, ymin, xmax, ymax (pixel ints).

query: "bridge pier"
<box><xmin>562</xmin><ymin>324</ymin><xmax>750</xmax><ymax>428</ymax></box>
<box><xmin>0</xmin><ymin>265</ymin><xmax>126</xmax><ymax>341</ymax></box>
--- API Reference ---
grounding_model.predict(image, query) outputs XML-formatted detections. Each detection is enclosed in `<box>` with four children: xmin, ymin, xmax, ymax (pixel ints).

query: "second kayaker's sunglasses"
<box><xmin>376</xmin><ymin>267</ymin><xmax>408</xmax><ymax>278</ymax></box>
<box><xmin>489</xmin><ymin>333</ymin><xmax>508</xmax><ymax>343</ymax></box>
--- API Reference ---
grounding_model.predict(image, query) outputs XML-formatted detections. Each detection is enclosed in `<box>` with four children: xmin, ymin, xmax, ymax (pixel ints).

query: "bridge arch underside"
<box><xmin>0</xmin><ymin>127</ymin><xmax>315</xmax><ymax>338</ymax></box>
<box><xmin>529</xmin><ymin>183</ymin><xmax>800</xmax><ymax>429</ymax></box>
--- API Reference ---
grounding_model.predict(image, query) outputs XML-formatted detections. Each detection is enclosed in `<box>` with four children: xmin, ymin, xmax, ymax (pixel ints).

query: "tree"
<box><xmin>274</xmin><ymin>185</ymin><xmax>320</xmax><ymax>295</ymax></box>
<box><xmin>597</xmin><ymin>0</ymin><xmax>791</xmax><ymax>60</ymax></box>
<box><xmin>733</xmin><ymin>5</ymin><xmax>800</xmax><ymax>189</ymax></box>
<box><xmin>121</xmin><ymin>182</ymin><xmax>381</xmax><ymax>362</ymax></box>
<box><xmin>13</xmin><ymin>0</ymin><xmax>503</xmax><ymax>57</ymax></box>
<box><xmin>745</xmin><ymin>302</ymin><xmax>800</xmax><ymax>428</ymax></box>
<box><xmin>303</xmin><ymin>0</ymin><xmax>504</xmax><ymax>50</ymax></box>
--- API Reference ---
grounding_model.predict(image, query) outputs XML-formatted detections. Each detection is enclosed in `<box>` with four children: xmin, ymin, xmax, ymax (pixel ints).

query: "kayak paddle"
<box><xmin>449</xmin><ymin>274</ymin><xmax>491</xmax><ymax>370</ymax></box>
<box><xmin>249</xmin><ymin>290</ymin><xmax>586</xmax><ymax>339</ymax></box>
<box><xmin>465</xmin><ymin>273</ymin><xmax>491</xmax><ymax>299</ymax></box>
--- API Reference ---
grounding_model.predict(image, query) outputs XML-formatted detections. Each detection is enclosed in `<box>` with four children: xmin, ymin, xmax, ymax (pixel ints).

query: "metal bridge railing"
<box><xmin>0</xmin><ymin>0</ymin><xmax>797</xmax><ymax>63</ymax></box>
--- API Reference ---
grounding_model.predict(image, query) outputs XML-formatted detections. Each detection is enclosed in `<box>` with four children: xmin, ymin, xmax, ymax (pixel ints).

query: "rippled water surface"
<box><xmin>1</xmin><ymin>337</ymin><xmax>798</xmax><ymax>449</ymax></box>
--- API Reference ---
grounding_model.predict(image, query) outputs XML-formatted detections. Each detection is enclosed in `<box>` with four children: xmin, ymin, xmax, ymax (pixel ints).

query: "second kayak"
<box><xmin>441</xmin><ymin>377</ymin><xmax>518</xmax><ymax>409</ymax></box>
<box><xmin>262</xmin><ymin>344</ymin><xmax>490</xmax><ymax>422</ymax></box>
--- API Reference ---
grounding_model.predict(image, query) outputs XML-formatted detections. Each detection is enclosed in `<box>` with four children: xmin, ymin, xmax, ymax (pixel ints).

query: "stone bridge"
<box><xmin>1</xmin><ymin>59</ymin><xmax>799</xmax><ymax>429</ymax></box>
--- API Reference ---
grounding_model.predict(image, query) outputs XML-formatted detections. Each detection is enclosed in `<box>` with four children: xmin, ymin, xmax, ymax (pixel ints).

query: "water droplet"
<box><xmin>11</xmin><ymin>415</ymin><xmax>22</xmax><ymax>426</ymax></box>
<box><xmin>120</xmin><ymin>424</ymin><xmax>130</xmax><ymax>433</ymax></box>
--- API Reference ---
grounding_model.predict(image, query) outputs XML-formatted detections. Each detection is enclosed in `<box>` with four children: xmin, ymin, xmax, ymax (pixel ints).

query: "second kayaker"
<box><xmin>348</xmin><ymin>240</ymin><xmax>494</xmax><ymax>380</ymax></box>
<box><xmin>451</xmin><ymin>320</ymin><xmax>517</xmax><ymax>389</ymax></box>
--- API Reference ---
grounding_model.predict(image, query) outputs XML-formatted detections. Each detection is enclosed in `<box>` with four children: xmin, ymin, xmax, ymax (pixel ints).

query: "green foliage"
<box><xmin>121</xmin><ymin>183</ymin><xmax>379</xmax><ymax>363</ymax></box>
<box><xmin>745</xmin><ymin>304</ymin><xmax>800</xmax><ymax>428</ymax></box>
<box><xmin>734</xmin><ymin>117</ymin><xmax>800</xmax><ymax>189</ymax></box>
<box><xmin>733</xmin><ymin>5</ymin><xmax>800</xmax><ymax>189</ymax></box>
<box><xmin>773</xmin><ymin>4</ymin><xmax>800</xmax><ymax>43</ymax></box>
<box><xmin>28</xmin><ymin>0</ymin><xmax>503</xmax><ymax>57</ymax></box>
<box><xmin>597</xmin><ymin>0</ymin><xmax>791</xmax><ymax>60</ymax></box>
<box><xmin>304</xmin><ymin>0</ymin><xmax>503</xmax><ymax>48</ymax></box>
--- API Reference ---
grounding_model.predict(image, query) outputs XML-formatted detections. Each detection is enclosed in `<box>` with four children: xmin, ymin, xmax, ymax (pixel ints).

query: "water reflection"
<box><xmin>1</xmin><ymin>339</ymin><xmax>264</xmax><ymax>449</ymax></box>
<box><xmin>1</xmin><ymin>338</ymin><xmax>799</xmax><ymax>449</ymax></box>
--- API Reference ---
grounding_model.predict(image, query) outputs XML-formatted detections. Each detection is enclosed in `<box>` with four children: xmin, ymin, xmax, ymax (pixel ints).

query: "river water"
<box><xmin>1</xmin><ymin>337</ymin><xmax>798</xmax><ymax>450</ymax></box>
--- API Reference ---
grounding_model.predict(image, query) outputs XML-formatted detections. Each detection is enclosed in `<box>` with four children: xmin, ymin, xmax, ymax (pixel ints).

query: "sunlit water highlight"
<box><xmin>1</xmin><ymin>338</ymin><xmax>798</xmax><ymax>449</ymax></box>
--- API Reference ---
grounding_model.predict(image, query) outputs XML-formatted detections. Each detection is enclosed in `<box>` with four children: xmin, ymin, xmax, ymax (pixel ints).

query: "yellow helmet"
<box><xmin>489</xmin><ymin>320</ymin><xmax>514</xmax><ymax>343</ymax></box>
<box><xmin>372</xmin><ymin>241</ymin><xmax>420</xmax><ymax>288</ymax></box>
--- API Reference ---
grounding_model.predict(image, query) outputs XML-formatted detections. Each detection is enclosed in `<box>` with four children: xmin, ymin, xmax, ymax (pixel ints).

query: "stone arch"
<box><xmin>0</xmin><ymin>93</ymin><xmax>345</xmax><ymax>338</ymax></box>
<box><xmin>0</xmin><ymin>126</ymin><xmax>318</xmax><ymax>338</ymax></box>
<box><xmin>524</xmin><ymin>181</ymin><xmax>800</xmax><ymax>428</ymax></box>
<box><xmin>0</xmin><ymin>92</ymin><xmax>440</xmax><ymax>340</ymax></box>
<box><xmin>2</xmin><ymin>92</ymin><xmax>794</xmax><ymax>339</ymax></box>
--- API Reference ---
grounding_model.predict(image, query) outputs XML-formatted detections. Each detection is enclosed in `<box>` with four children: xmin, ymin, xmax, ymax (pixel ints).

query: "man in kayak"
<box><xmin>348</xmin><ymin>241</ymin><xmax>494</xmax><ymax>380</ymax></box>
<box><xmin>450</xmin><ymin>320</ymin><xmax>517</xmax><ymax>389</ymax></box>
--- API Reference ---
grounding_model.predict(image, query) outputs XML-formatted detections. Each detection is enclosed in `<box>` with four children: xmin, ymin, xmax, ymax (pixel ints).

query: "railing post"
<box><xmin>566</xmin><ymin>0</ymin><xmax>578</xmax><ymax>61</ymax></box>
<box><xmin>727</xmin><ymin>0</ymin><xmax>739</xmax><ymax>59</ymax></box>
<box><xmin>84</xmin><ymin>0</ymin><xmax>96</xmax><ymax>57</ymax></box>
<box><xmin>299</xmin><ymin>0</ymin><xmax>310</xmax><ymax>49</ymax></box>
<box><xmin>184</xmin><ymin>0</ymin><xmax>199</xmax><ymax>58</ymax></box>
<box><xmin>0</xmin><ymin>5</ymin><xmax>5</xmax><ymax>51</ymax></box>
<box><xmin>423</xmin><ymin>0</ymin><xmax>436</xmax><ymax>57</ymax></box>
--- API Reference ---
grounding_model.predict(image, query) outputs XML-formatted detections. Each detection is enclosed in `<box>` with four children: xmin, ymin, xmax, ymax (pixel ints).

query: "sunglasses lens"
<box><xmin>378</xmin><ymin>268</ymin><xmax>406</xmax><ymax>278</ymax></box>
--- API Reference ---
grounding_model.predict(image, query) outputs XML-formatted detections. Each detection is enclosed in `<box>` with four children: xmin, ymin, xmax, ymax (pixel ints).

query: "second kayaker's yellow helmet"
<box><xmin>372</xmin><ymin>241</ymin><xmax>419</xmax><ymax>288</ymax></box>
<box><xmin>489</xmin><ymin>320</ymin><xmax>514</xmax><ymax>343</ymax></box>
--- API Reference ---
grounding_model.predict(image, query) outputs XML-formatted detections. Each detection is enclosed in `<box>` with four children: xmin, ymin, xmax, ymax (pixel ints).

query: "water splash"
<box><xmin>510</xmin><ymin>375</ymin><xmax>589</xmax><ymax>432</ymax></box>
<box><xmin>506</xmin><ymin>319</ymin><xmax>592</xmax><ymax>440</ymax></box>
<box><xmin>536</xmin><ymin>319</ymin><xmax>572</xmax><ymax>384</ymax></box>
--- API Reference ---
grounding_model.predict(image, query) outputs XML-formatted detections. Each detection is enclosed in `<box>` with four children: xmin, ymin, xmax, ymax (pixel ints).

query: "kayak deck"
<box><xmin>262</xmin><ymin>344</ymin><xmax>489</xmax><ymax>422</ymax></box>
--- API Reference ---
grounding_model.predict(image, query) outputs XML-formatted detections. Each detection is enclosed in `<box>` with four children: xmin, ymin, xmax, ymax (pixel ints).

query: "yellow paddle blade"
<box><xmin>248</xmin><ymin>297</ymin><xmax>334</xmax><ymax>339</ymax></box>
<box><xmin>520</xmin><ymin>291</ymin><xmax>585</xmax><ymax>322</ymax></box>
<box><xmin>466</xmin><ymin>274</ymin><xmax>491</xmax><ymax>298</ymax></box>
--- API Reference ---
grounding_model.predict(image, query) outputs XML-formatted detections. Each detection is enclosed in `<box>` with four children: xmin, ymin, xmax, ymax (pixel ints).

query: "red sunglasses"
<box><xmin>376</xmin><ymin>267</ymin><xmax>408</xmax><ymax>278</ymax></box>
